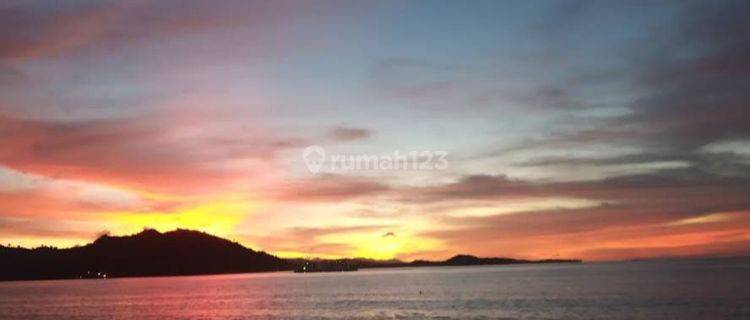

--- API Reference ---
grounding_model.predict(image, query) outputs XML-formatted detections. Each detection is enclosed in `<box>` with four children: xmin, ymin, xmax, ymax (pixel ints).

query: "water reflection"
<box><xmin>0</xmin><ymin>259</ymin><xmax>748</xmax><ymax>319</ymax></box>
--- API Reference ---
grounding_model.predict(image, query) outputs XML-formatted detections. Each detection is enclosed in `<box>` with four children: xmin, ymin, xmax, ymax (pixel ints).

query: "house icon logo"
<box><xmin>302</xmin><ymin>145</ymin><xmax>326</xmax><ymax>174</ymax></box>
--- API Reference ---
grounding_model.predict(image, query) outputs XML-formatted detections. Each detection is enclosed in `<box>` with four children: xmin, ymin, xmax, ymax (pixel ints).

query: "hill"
<box><xmin>409</xmin><ymin>254</ymin><xmax>579</xmax><ymax>267</ymax></box>
<box><xmin>0</xmin><ymin>229</ymin><xmax>288</xmax><ymax>281</ymax></box>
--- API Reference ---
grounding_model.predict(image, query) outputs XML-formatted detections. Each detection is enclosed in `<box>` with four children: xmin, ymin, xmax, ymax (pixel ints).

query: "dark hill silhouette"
<box><xmin>443</xmin><ymin>254</ymin><xmax>577</xmax><ymax>265</ymax></box>
<box><xmin>410</xmin><ymin>254</ymin><xmax>579</xmax><ymax>267</ymax></box>
<box><xmin>0</xmin><ymin>229</ymin><xmax>288</xmax><ymax>281</ymax></box>
<box><xmin>0</xmin><ymin>229</ymin><xmax>580</xmax><ymax>281</ymax></box>
<box><xmin>445</xmin><ymin>254</ymin><xmax>519</xmax><ymax>265</ymax></box>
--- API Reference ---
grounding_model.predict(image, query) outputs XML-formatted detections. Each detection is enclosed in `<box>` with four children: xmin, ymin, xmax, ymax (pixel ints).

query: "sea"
<box><xmin>0</xmin><ymin>259</ymin><xmax>748</xmax><ymax>319</ymax></box>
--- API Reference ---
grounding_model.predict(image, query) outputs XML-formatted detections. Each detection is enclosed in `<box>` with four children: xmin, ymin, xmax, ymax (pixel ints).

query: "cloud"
<box><xmin>501</xmin><ymin>1</ymin><xmax>750</xmax><ymax>165</ymax></box>
<box><xmin>368</xmin><ymin>2</ymin><xmax>750</xmax><ymax>188</ymax></box>
<box><xmin>409</xmin><ymin>169</ymin><xmax>750</xmax><ymax>212</ymax></box>
<box><xmin>0</xmin><ymin>111</ymin><xmax>297</xmax><ymax>195</ymax></box>
<box><xmin>516</xmin><ymin>151</ymin><xmax>750</xmax><ymax>179</ymax></box>
<box><xmin>0</xmin><ymin>1</ymin><xmax>298</xmax><ymax>60</ymax></box>
<box><xmin>275</xmin><ymin>174</ymin><xmax>391</xmax><ymax>202</ymax></box>
<box><xmin>0</xmin><ymin>216</ymin><xmax>99</xmax><ymax>245</ymax></box>
<box><xmin>420</xmin><ymin>206</ymin><xmax>750</xmax><ymax>260</ymax></box>
<box><xmin>0</xmin><ymin>166</ymin><xmax>149</xmax><ymax>221</ymax></box>
<box><xmin>329</xmin><ymin>126</ymin><xmax>372</xmax><ymax>141</ymax></box>
<box><xmin>393</xmin><ymin>168</ymin><xmax>750</xmax><ymax>260</ymax></box>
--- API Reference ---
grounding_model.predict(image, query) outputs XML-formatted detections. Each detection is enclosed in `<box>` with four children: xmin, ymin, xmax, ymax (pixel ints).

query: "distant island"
<box><xmin>0</xmin><ymin>229</ymin><xmax>580</xmax><ymax>281</ymax></box>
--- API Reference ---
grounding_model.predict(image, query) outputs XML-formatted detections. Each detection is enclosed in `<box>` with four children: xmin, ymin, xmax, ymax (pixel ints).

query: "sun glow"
<box><xmin>322</xmin><ymin>232</ymin><xmax>441</xmax><ymax>260</ymax></box>
<box><xmin>109</xmin><ymin>200</ymin><xmax>260</xmax><ymax>237</ymax></box>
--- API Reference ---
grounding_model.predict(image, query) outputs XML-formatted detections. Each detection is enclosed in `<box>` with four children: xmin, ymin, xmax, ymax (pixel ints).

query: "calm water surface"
<box><xmin>1</xmin><ymin>259</ymin><xmax>748</xmax><ymax>319</ymax></box>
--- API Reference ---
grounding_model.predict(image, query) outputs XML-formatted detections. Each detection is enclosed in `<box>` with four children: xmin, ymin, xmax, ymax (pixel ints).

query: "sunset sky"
<box><xmin>1</xmin><ymin>0</ymin><xmax>749</xmax><ymax>261</ymax></box>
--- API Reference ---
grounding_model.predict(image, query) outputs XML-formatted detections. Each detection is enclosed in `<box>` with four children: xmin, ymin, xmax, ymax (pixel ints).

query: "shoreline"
<box><xmin>0</xmin><ymin>261</ymin><xmax>584</xmax><ymax>283</ymax></box>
